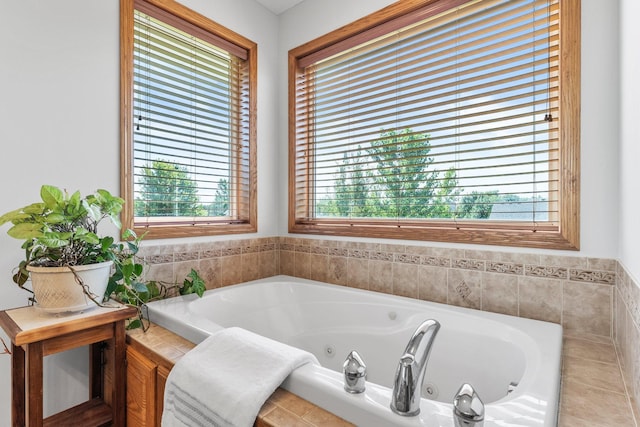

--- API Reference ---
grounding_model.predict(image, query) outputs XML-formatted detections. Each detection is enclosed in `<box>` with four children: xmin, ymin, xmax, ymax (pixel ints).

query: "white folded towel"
<box><xmin>162</xmin><ymin>327</ymin><xmax>319</xmax><ymax>427</ymax></box>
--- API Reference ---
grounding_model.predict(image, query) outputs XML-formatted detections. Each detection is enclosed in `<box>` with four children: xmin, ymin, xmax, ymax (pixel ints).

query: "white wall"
<box><xmin>278</xmin><ymin>0</ymin><xmax>621</xmax><ymax>259</ymax></box>
<box><xmin>0</xmin><ymin>0</ymin><xmax>279</xmax><ymax>423</ymax></box>
<box><xmin>619</xmin><ymin>0</ymin><xmax>640</xmax><ymax>282</ymax></box>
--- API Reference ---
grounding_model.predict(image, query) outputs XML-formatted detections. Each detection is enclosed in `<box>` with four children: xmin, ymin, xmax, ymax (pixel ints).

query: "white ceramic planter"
<box><xmin>27</xmin><ymin>261</ymin><xmax>113</xmax><ymax>313</ymax></box>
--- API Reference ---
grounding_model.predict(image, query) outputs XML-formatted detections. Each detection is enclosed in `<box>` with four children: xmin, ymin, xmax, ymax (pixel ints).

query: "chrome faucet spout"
<box><xmin>390</xmin><ymin>319</ymin><xmax>440</xmax><ymax>416</ymax></box>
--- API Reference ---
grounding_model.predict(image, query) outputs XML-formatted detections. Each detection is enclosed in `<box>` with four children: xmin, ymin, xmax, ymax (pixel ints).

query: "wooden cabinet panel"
<box><xmin>126</xmin><ymin>346</ymin><xmax>157</xmax><ymax>427</ymax></box>
<box><xmin>156</xmin><ymin>365</ymin><xmax>170</xmax><ymax>426</ymax></box>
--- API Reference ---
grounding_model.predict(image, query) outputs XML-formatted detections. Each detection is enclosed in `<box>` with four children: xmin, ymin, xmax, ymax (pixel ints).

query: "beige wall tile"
<box><xmin>392</xmin><ymin>263</ymin><xmax>419</xmax><ymax>299</ymax></box>
<box><xmin>295</xmin><ymin>252</ymin><xmax>311</xmax><ymax>280</ymax></box>
<box><xmin>143</xmin><ymin>262</ymin><xmax>174</xmax><ymax>284</ymax></box>
<box><xmin>464</xmin><ymin>249</ymin><xmax>539</xmax><ymax>265</ymax></box>
<box><xmin>259</xmin><ymin>250</ymin><xmax>278</xmax><ymax>279</ymax></box>
<box><xmin>563</xmin><ymin>281</ymin><xmax>612</xmax><ymax>337</ymax></box>
<box><xmin>518</xmin><ymin>276</ymin><xmax>562</xmax><ymax>323</ymax></box>
<box><xmin>418</xmin><ymin>265</ymin><xmax>448</xmax><ymax>304</ymax></box>
<box><xmin>316</xmin><ymin>239</ymin><xmax>338</xmax><ymax>248</ymax></box>
<box><xmin>137</xmin><ymin>244</ymin><xmax>165</xmax><ymax>258</ymax></box>
<box><xmin>308</xmin><ymin>254</ymin><xmax>328</xmax><ymax>283</ymax></box>
<box><xmin>369</xmin><ymin>260</ymin><xmax>393</xmax><ymax>295</ymax></box>
<box><xmin>481</xmin><ymin>272</ymin><xmax>518</xmax><ymax>316</ymax></box>
<box><xmin>220</xmin><ymin>255</ymin><xmax>243</xmax><ymax>286</ymax></box>
<box><xmin>539</xmin><ymin>254</ymin><xmax>588</xmax><ymax>269</ymax></box>
<box><xmin>447</xmin><ymin>269</ymin><xmax>482</xmax><ymax>310</ymax></box>
<box><xmin>280</xmin><ymin>250</ymin><xmax>295</xmax><ymax>276</ymax></box>
<box><xmin>588</xmin><ymin>257</ymin><xmax>618</xmax><ymax>272</ymax></box>
<box><xmin>197</xmin><ymin>257</ymin><xmax>221</xmax><ymax>290</ymax></box>
<box><xmin>347</xmin><ymin>258</ymin><xmax>369</xmax><ymax>290</ymax></box>
<box><xmin>410</xmin><ymin>245</ymin><xmax>464</xmax><ymax>259</ymax></box>
<box><xmin>379</xmin><ymin>243</ymin><xmax>406</xmax><ymax>253</ymax></box>
<box><xmin>327</xmin><ymin>256</ymin><xmax>348</xmax><ymax>286</ymax></box>
<box><xmin>242</xmin><ymin>252</ymin><xmax>261</xmax><ymax>282</ymax></box>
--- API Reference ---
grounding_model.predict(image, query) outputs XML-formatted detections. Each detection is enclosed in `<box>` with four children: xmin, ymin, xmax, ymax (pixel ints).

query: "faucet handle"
<box><xmin>343</xmin><ymin>350</ymin><xmax>366</xmax><ymax>394</ymax></box>
<box><xmin>453</xmin><ymin>383</ymin><xmax>484</xmax><ymax>427</ymax></box>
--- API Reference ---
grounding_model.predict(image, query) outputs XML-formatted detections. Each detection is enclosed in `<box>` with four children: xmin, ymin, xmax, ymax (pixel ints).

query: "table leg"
<box><xmin>26</xmin><ymin>342</ymin><xmax>43</xmax><ymax>427</ymax></box>
<box><xmin>113</xmin><ymin>321</ymin><xmax>127</xmax><ymax>426</ymax></box>
<box><xmin>11</xmin><ymin>343</ymin><xmax>25</xmax><ymax>427</ymax></box>
<box><xmin>89</xmin><ymin>342</ymin><xmax>103</xmax><ymax>399</ymax></box>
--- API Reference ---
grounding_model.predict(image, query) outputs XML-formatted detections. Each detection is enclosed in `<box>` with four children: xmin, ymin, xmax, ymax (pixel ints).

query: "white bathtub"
<box><xmin>146</xmin><ymin>275</ymin><xmax>562</xmax><ymax>427</ymax></box>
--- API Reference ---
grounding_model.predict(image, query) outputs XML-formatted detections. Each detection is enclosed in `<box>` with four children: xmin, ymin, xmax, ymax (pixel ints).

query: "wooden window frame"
<box><xmin>120</xmin><ymin>0</ymin><xmax>257</xmax><ymax>239</ymax></box>
<box><xmin>288</xmin><ymin>0</ymin><xmax>580</xmax><ymax>250</ymax></box>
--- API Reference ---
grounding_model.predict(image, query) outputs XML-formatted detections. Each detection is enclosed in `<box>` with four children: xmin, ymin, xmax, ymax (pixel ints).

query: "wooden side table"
<box><xmin>0</xmin><ymin>304</ymin><xmax>137</xmax><ymax>427</ymax></box>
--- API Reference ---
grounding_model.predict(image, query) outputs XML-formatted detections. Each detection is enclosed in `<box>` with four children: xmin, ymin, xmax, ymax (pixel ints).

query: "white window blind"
<box><xmin>293</xmin><ymin>0</ymin><xmax>560</xmax><ymax>230</ymax></box>
<box><xmin>133</xmin><ymin>4</ymin><xmax>251</xmax><ymax>227</ymax></box>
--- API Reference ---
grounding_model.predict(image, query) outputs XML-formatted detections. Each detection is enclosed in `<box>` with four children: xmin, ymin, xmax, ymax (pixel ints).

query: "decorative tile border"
<box><xmin>328</xmin><ymin>247</ymin><xmax>349</xmax><ymax>257</ymax></box>
<box><xmin>395</xmin><ymin>253</ymin><xmax>421</xmax><ymax>264</ymax></box>
<box><xmin>310</xmin><ymin>246</ymin><xmax>328</xmax><ymax>255</ymax></box>
<box><xmin>452</xmin><ymin>258</ymin><xmax>485</xmax><ymax>271</ymax></box>
<box><xmin>370</xmin><ymin>251</ymin><xmax>394</xmax><ymax>261</ymax></box>
<box><xmin>421</xmin><ymin>256</ymin><xmax>451</xmax><ymax>267</ymax></box>
<box><xmin>174</xmin><ymin>251</ymin><xmax>199</xmax><ymax>262</ymax></box>
<box><xmin>295</xmin><ymin>244</ymin><xmax>311</xmax><ymax>253</ymax></box>
<box><xmin>569</xmin><ymin>269</ymin><xmax>615</xmax><ymax>285</ymax></box>
<box><xmin>147</xmin><ymin>254</ymin><xmax>174</xmax><ymax>264</ymax></box>
<box><xmin>487</xmin><ymin>261</ymin><xmax>523</xmax><ymax>275</ymax></box>
<box><xmin>524</xmin><ymin>265</ymin><xmax>568</xmax><ymax>279</ymax></box>
<box><xmin>280</xmin><ymin>243</ymin><xmax>295</xmax><ymax>251</ymax></box>
<box><xmin>201</xmin><ymin>249</ymin><xmax>221</xmax><ymax>258</ymax></box>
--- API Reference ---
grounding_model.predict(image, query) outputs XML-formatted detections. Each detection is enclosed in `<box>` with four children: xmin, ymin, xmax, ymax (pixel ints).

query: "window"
<box><xmin>121</xmin><ymin>0</ymin><xmax>257</xmax><ymax>238</ymax></box>
<box><xmin>289</xmin><ymin>0</ymin><xmax>579</xmax><ymax>250</ymax></box>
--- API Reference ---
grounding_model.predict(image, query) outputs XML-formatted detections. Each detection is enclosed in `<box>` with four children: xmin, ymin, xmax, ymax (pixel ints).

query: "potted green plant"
<box><xmin>0</xmin><ymin>185</ymin><xmax>206</xmax><ymax>321</ymax></box>
<box><xmin>0</xmin><ymin>185</ymin><xmax>125</xmax><ymax>312</ymax></box>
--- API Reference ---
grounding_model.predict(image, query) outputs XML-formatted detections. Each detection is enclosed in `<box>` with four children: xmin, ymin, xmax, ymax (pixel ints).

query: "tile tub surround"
<box><xmin>136</xmin><ymin>237</ymin><xmax>280</xmax><ymax>290</ymax></box>
<box><xmin>279</xmin><ymin>237</ymin><xmax>616</xmax><ymax>338</ymax></box>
